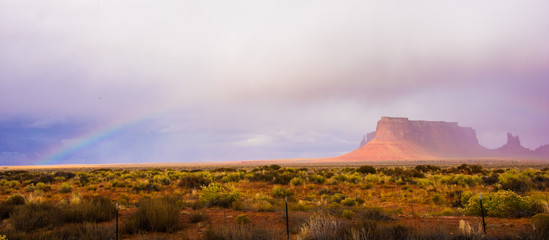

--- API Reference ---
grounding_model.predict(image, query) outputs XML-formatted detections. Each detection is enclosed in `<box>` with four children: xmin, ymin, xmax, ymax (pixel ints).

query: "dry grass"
<box><xmin>204</xmin><ymin>224</ymin><xmax>275</xmax><ymax>240</ymax></box>
<box><xmin>122</xmin><ymin>197</ymin><xmax>181</xmax><ymax>234</ymax></box>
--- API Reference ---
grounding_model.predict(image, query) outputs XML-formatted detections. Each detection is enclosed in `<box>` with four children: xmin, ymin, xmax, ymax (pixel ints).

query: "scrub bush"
<box><xmin>59</xmin><ymin>182</ymin><xmax>73</xmax><ymax>193</ymax></box>
<box><xmin>357</xmin><ymin>165</ymin><xmax>376</xmax><ymax>174</ymax></box>
<box><xmin>10</xmin><ymin>203</ymin><xmax>60</xmax><ymax>232</ymax></box>
<box><xmin>531</xmin><ymin>213</ymin><xmax>549</xmax><ymax>239</ymax></box>
<box><xmin>290</xmin><ymin>177</ymin><xmax>303</xmax><ymax>186</ymax></box>
<box><xmin>64</xmin><ymin>196</ymin><xmax>116</xmax><ymax>223</ymax></box>
<box><xmin>308</xmin><ymin>174</ymin><xmax>326</xmax><ymax>184</ymax></box>
<box><xmin>179</xmin><ymin>174</ymin><xmax>211</xmax><ymax>189</ymax></box>
<box><xmin>200</xmin><ymin>183</ymin><xmax>240</xmax><ymax>208</ymax></box>
<box><xmin>341</xmin><ymin>197</ymin><xmax>357</xmax><ymax>207</ymax></box>
<box><xmin>123</xmin><ymin>197</ymin><xmax>181</xmax><ymax>233</ymax></box>
<box><xmin>463</xmin><ymin>190</ymin><xmax>544</xmax><ymax>218</ymax></box>
<box><xmin>272</xmin><ymin>186</ymin><xmax>293</xmax><ymax>198</ymax></box>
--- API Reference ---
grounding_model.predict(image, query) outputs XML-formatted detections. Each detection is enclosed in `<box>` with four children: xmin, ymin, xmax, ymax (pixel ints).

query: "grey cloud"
<box><xmin>1</xmin><ymin>1</ymin><xmax>549</xmax><ymax>164</ymax></box>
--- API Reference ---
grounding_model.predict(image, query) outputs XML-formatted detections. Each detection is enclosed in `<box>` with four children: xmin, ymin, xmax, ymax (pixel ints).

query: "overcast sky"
<box><xmin>1</xmin><ymin>0</ymin><xmax>549</xmax><ymax>165</ymax></box>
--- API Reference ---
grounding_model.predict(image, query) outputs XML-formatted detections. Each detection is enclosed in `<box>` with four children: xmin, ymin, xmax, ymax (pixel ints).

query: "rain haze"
<box><xmin>1</xmin><ymin>0</ymin><xmax>549</xmax><ymax>165</ymax></box>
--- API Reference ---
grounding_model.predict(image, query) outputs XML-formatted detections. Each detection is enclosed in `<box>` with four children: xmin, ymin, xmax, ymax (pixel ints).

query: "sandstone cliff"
<box><xmin>359</xmin><ymin>136</ymin><xmax>366</xmax><ymax>148</ymax></box>
<box><xmin>341</xmin><ymin>117</ymin><xmax>548</xmax><ymax>161</ymax></box>
<box><xmin>366</xmin><ymin>131</ymin><xmax>376</xmax><ymax>144</ymax></box>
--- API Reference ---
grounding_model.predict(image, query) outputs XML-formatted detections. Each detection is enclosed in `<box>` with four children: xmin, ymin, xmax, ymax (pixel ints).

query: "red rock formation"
<box><xmin>358</xmin><ymin>131</ymin><xmax>377</xmax><ymax>149</ymax></box>
<box><xmin>494</xmin><ymin>133</ymin><xmax>533</xmax><ymax>156</ymax></box>
<box><xmin>366</xmin><ymin>131</ymin><xmax>376</xmax><ymax>143</ymax></box>
<box><xmin>342</xmin><ymin>117</ymin><xmax>489</xmax><ymax>160</ymax></box>
<box><xmin>535</xmin><ymin>145</ymin><xmax>549</xmax><ymax>155</ymax></box>
<box><xmin>359</xmin><ymin>135</ymin><xmax>367</xmax><ymax>148</ymax></box>
<box><xmin>342</xmin><ymin>117</ymin><xmax>549</xmax><ymax>161</ymax></box>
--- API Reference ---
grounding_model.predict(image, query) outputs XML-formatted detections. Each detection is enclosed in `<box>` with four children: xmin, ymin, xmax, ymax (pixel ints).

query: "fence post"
<box><xmin>285</xmin><ymin>196</ymin><xmax>290</xmax><ymax>240</ymax></box>
<box><xmin>479</xmin><ymin>193</ymin><xmax>486</xmax><ymax>236</ymax></box>
<box><xmin>116</xmin><ymin>203</ymin><xmax>119</xmax><ymax>240</ymax></box>
<box><xmin>411</xmin><ymin>200</ymin><xmax>417</xmax><ymax>230</ymax></box>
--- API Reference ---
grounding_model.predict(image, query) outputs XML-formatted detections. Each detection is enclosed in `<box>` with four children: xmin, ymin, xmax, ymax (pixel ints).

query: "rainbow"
<box><xmin>36</xmin><ymin>114</ymin><xmax>154</xmax><ymax>166</ymax></box>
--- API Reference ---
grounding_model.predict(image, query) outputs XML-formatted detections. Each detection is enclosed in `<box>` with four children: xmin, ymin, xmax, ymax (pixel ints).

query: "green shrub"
<box><xmin>439</xmin><ymin>174</ymin><xmax>482</xmax><ymax>187</ymax></box>
<box><xmin>153</xmin><ymin>174</ymin><xmax>171</xmax><ymax>185</ymax></box>
<box><xmin>54</xmin><ymin>171</ymin><xmax>76</xmax><ymax>180</ymax></box>
<box><xmin>290</xmin><ymin>177</ymin><xmax>303</xmax><ymax>186</ymax></box>
<box><xmin>459</xmin><ymin>191</ymin><xmax>475</xmax><ymax>208</ymax></box>
<box><xmin>331</xmin><ymin>193</ymin><xmax>344</xmax><ymax>203</ymax></box>
<box><xmin>6</xmin><ymin>194</ymin><xmax>26</xmax><ymax>205</ymax></box>
<box><xmin>272</xmin><ymin>186</ymin><xmax>293</xmax><ymax>198</ymax></box>
<box><xmin>24</xmin><ymin>184</ymin><xmax>35</xmax><ymax>192</ymax></box>
<box><xmin>200</xmin><ymin>183</ymin><xmax>240</xmax><ymax>208</ymax></box>
<box><xmin>35</xmin><ymin>182</ymin><xmax>49</xmax><ymax>191</ymax></box>
<box><xmin>290</xmin><ymin>201</ymin><xmax>313</xmax><ymax>211</ymax></box>
<box><xmin>358</xmin><ymin>207</ymin><xmax>393</xmax><ymax>221</ymax></box>
<box><xmin>415</xmin><ymin>165</ymin><xmax>440</xmax><ymax>173</ymax></box>
<box><xmin>10</xmin><ymin>203</ymin><xmax>60</xmax><ymax>232</ymax></box>
<box><xmin>252</xmin><ymin>197</ymin><xmax>275</xmax><ymax>212</ymax></box>
<box><xmin>498</xmin><ymin>171</ymin><xmax>532</xmax><ymax>193</ymax></box>
<box><xmin>463</xmin><ymin>190</ymin><xmax>544</xmax><ymax>218</ymax></box>
<box><xmin>123</xmin><ymin>197</ymin><xmax>181</xmax><ymax>233</ymax></box>
<box><xmin>341</xmin><ymin>197</ymin><xmax>357</xmax><ymax>207</ymax></box>
<box><xmin>308</xmin><ymin>174</ymin><xmax>326</xmax><ymax>184</ymax></box>
<box><xmin>285</xmin><ymin>167</ymin><xmax>296</xmax><ymax>173</ymax></box>
<box><xmin>222</xmin><ymin>172</ymin><xmax>243</xmax><ymax>183</ymax></box>
<box><xmin>269</xmin><ymin>164</ymin><xmax>281</xmax><ymax>170</ymax></box>
<box><xmin>236</xmin><ymin>214</ymin><xmax>250</xmax><ymax>224</ymax></box>
<box><xmin>59</xmin><ymin>182</ymin><xmax>73</xmax><ymax>193</ymax></box>
<box><xmin>273</xmin><ymin>173</ymin><xmax>298</xmax><ymax>185</ymax></box>
<box><xmin>333</xmin><ymin>174</ymin><xmax>347</xmax><ymax>182</ymax></box>
<box><xmin>329</xmin><ymin>202</ymin><xmax>341</xmax><ymax>209</ymax></box>
<box><xmin>346</xmin><ymin>174</ymin><xmax>361</xmax><ymax>184</ymax></box>
<box><xmin>7</xmin><ymin>180</ymin><xmax>21</xmax><ymax>188</ymax></box>
<box><xmin>531</xmin><ymin>213</ymin><xmax>549</xmax><ymax>239</ymax></box>
<box><xmin>357</xmin><ymin>166</ymin><xmax>376</xmax><ymax>174</ymax></box>
<box><xmin>432</xmin><ymin>194</ymin><xmax>445</xmax><ymax>205</ymax></box>
<box><xmin>179</xmin><ymin>174</ymin><xmax>211</xmax><ymax>189</ymax></box>
<box><xmin>110</xmin><ymin>179</ymin><xmax>120</xmax><ymax>187</ymax></box>
<box><xmin>319</xmin><ymin>187</ymin><xmax>333</xmax><ymax>195</ymax></box>
<box><xmin>342</xmin><ymin>209</ymin><xmax>355</xmax><ymax>219</ymax></box>
<box><xmin>364</xmin><ymin>174</ymin><xmax>380</xmax><ymax>183</ymax></box>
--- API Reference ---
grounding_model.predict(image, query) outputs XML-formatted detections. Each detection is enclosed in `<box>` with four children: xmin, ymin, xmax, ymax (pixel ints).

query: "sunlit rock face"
<box><xmin>343</xmin><ymin>117</ymin><xmax>548</xmax><ymax>161</ymax></box>
<box><xmin>374</xmin><ymin>117</ymin><xmax>486</xmax><ymax>156</ymax></box>
<box><xmin>343</xmin><ymin>117</ymin><xmax>488</xmax><ymax>160</ymax></box>
<box><xmin>366</xmin><ymin>131</ymin><xmax>376</xmax><ymax>144</ymax></box>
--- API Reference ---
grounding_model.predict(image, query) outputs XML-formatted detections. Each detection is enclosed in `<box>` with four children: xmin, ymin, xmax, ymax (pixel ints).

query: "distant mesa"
<box><xmin>534</xmin><ymin>144</ymin><xmax>549</xmax><ymax>155</ymax></box>
<box><xmin>340</xmin><ymin>117</ymin><xmax>548</xmax><ymax>161</ymax></box>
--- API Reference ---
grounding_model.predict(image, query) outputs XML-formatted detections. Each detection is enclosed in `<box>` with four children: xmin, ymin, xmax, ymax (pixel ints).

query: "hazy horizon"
<box><xmin>1</xmin><ymin>1</ymin><xmax>549</xmax><ymax>165</ymax></box>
